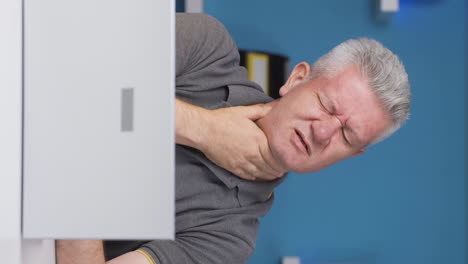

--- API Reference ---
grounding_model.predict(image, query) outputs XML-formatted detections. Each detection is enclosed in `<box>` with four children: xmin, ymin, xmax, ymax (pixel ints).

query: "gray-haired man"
<box><xmin>57</xmin><ymin>13</ymin><xmax>410</xmax><ymax>264</ymax></box>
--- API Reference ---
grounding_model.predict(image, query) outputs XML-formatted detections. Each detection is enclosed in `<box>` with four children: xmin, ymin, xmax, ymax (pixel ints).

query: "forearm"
<box><xmin>175</xmin><ymin>98</ymin><xmax>210</xmax><ymax>149</ymax></box>
<box><xmin>56</xmin><ymin>240</ymin><xmax>105</xmax><ymax>264</ymax></box>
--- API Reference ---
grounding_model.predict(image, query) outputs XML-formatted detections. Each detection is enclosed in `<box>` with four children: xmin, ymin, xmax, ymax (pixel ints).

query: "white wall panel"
<box><xmin>0</xmin><ymin>0</ymin><xmax>23</xmax><ymax>262</ymax></box>
<box><xmin>22</xmin><ymin>240</ymin><xmax>55</xmax><ymax>264</ymax></box>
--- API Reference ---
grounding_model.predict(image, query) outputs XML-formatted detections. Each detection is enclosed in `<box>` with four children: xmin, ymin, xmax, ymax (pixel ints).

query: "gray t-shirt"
<box><xmin>104</xmin><ymin>13</ymin><xmax>284</xmax><ymax>264</ymax></box>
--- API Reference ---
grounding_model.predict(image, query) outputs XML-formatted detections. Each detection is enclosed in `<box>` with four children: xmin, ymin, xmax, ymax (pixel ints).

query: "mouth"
<box><xmin>294</xmin><ymin>128</ymin><xmax>310</xmax><ymax>155</ymax></box>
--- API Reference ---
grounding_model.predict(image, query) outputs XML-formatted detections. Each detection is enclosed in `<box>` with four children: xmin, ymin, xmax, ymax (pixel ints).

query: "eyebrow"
<box><xmin>344</xmin><ymin>125</ymin><xmax>363</xmax><ymax>147</ymax></box>
<box><xmin>321</xmin><ymin>92</ymin><xmax>337</xmax><ymax>114</ymax></box>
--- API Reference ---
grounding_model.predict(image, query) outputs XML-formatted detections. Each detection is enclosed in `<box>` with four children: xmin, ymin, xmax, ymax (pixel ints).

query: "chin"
<box><xmin>273</xmin><ymin>147</ymin><xmax>312</xmax><ymax>174</ymax></box>
<box><xmin>273</xmin><ymin>144</ymin><xmax>326</xmax><ymax>174</ymax></box>
<box><xmin>288</xmin><ymin>163</ymin><xmax>318</xmax><ymax>174</ymax></box>
<box><xmin>287</xmin><ymin>161</ymin><xmax>322</xmax><ymax>174</ymax></box>
<box><xmin>268</xmin><ymin>129</ymin><xmax>317</xmax><ymax>173</ymax></box>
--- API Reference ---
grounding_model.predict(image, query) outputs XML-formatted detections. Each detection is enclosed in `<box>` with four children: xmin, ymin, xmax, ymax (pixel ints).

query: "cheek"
<box><xmin>269</xmin><ymin>127</ymin><xmax>290</xmax><ymax>155</ymax></box>
<box><xmin>324</xmin><ymin>146</ymin><xmax>357</xmax><ymax>165</ymax></box>
<box><xmin>268</xmin><ymin>128</ymin><xmax>302</xmax><ymax>170</ymax></box>
<box><xmin>305</xmin><ymin>144</ymin><xmax>354</xmax><ymax>171</ymax></box>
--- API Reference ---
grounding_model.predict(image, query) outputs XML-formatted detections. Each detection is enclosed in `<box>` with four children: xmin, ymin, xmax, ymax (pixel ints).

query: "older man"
<box><xmin>56</xmin><ymin>13</ymin><xmax>410</xmax><ymax>264</ymax></box>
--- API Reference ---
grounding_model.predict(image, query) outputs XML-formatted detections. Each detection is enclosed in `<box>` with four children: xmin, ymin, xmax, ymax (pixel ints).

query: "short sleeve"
<box><xmin>175</xmin><ymin>14</ymin><xmax>255</xmax><ymax>94</ymax></box>
<box><xmin>137</xmin><ymin>200</ymin><xmax>275</xmax><ymax>264</ymax></box>
<box><xmin>176</xmin><ymin>13</ymin><xmax>236</xmax><ymax>75</ymax></box>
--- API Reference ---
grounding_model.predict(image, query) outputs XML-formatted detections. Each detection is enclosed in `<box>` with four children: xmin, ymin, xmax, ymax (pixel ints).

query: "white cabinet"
<box><xmin>22</xmin><ymin>0</ymin><xmax>175</xmax><ymax>240</ymax></box>
<box><xmin>0</xmin><ymin>0</ymin><xmax>174</xmax><ymax>261</ymax></box>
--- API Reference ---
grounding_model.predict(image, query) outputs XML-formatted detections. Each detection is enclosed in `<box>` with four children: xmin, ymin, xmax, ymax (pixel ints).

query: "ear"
<box><xmin>279</xmin><ymin>62</ymin><xmax>312</xmax><ymax>96</ymax></box>
<box><xmin>352</xmin><ymin>148</ymin><xmax>366</xmax><ymax>157</ymax></box>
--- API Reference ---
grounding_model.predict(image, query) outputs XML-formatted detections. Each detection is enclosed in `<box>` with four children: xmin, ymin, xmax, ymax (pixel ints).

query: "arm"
<box><xmin>56</xmin><ymin>223</ymin><xmax>257</xmax><ymax>264</ymax></box>
<box><xmin>176</xmin><ymin>98</ymin><xmax>285</xmax><ymax>180</ymax></box>
<box><xmin>174</xmin><ymin>14</ymin><xmax>285</xmax><ymax>180</ymax></box>
<box><xmin>56</xmin><ymin>240</ymin><xmax>151</xmax><ymax>264</ymax></box>
<box><xmin>55</xmin><ymin>240</ymin><xmax>105</xmax><ymax>264</ymax></box>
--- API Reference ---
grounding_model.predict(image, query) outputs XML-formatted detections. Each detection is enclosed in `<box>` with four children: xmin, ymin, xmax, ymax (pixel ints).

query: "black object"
<box><xmin>239</xmin><ymin>49</ymin><xmax>289</xmax><ymax>99</ymax></box>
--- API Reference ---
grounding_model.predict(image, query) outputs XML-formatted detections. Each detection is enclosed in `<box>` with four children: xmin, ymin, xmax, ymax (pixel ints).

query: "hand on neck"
<box><xmin>255</xmin><ymin>99</ymin><xmax>289</xmax><ymax>176</ymax></box>
<box><xmin>255</xmin><ymin>99</ymin><xmax>279</xmax><ymax>127</ymax></box>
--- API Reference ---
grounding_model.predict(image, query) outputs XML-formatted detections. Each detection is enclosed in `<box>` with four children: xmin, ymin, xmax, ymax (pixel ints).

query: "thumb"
<box><xmin>236</xmin><ymin>104</ymin><xmax>272</xmax><ymax>120</ymax></box>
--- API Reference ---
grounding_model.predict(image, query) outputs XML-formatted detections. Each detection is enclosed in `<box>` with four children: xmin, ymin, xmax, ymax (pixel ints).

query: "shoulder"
<box><xmin>176</xmin><ymin>13</ymin><xmax>233</xmax><ymax>51</ymax></box>
<box><xmin>175</xmin><ymin>13</ymin><xmax>239</xmax><ymax>79</ymax></box>
<box><xmin>176</xmin><ymin>13</ymin><xmax>235</xmax><ymax>53</ymax></box>
<box><xmin>176</xmin><ymin>13</ymin><xmax>228</xmax><ymax>37</ymax></box>
<box><xmin>176</xmin><ymin>13</ymin><xmax>223</xmax><ymax>27</ymax></box>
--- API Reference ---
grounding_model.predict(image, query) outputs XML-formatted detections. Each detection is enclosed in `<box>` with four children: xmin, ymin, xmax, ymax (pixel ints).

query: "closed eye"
<box><xmin>342</xmin><ymin>127</ymin><xmax>352</xmax><ymax>146</ymax></box>
<box><xmin>317</xmin><ymin>94</ymin><xmax>331</xmax><ymax>114</ymax></box>
<box><xmin>318</xmin><ymin>93</ymin><xmax>351</xmax><ymax>146</ymax></box>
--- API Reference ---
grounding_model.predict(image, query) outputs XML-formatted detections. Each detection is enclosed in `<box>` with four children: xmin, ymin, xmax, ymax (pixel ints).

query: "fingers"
<box><xmin>255</xmin><ymin>163</ymin><xmax>285</xmax><ymax>180</ymax></box>
<box><xmin>251</xmin><ymin>154</ymin><xmax>284</xmax><ymax>180</ymax></box>
<box><xmin>240</xmin><ymin>163</ymin><xmax>259</xmax><ymax>181</ymax></box>
<box><xmin>257</xmin><ymin>139</ymin><xmax>286</xmax><ymax>176</ymax></box>
<box><xmin>231</xmin><ymin>156</ymin><xmax>280</xmax><ymax>181</ymax></box>
<box><xmin>234</xmin><ymin>104</ymin><xmax>272</xmax><ymax>121</ymax></box>
<box><xmin>201</xmin><ymin>105</ymin><xmax>283</xmax><ymax>182</ymax></box>
<box><xmin>239</xmin><ymin>155</ymin><xmax>285</xmax><ymax>181</ymax></box>
<box><xmin>236</xmin><ymin>127</ymin><xmax>285</xmax><ymax>181</ymax></box>
<box><xmin>238</xmin><ymin>163</ymin><xmax>279</xmax><ymax>181</ymax></box>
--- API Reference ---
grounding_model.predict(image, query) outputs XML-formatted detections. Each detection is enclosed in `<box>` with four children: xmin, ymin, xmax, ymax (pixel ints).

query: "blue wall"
<box><xmin>204</xmin><ymin>1</ymin><xmax>466</xmax><ymax>264</ymax></box>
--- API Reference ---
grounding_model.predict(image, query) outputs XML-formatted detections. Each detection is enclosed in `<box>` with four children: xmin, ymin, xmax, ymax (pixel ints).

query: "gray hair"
<box><xmin>309</xmin><ymin>38</ymin><xmax>411</xmax><ymax>145</ymax></box>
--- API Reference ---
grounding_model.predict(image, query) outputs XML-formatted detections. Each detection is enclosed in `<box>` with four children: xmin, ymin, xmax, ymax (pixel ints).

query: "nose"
<box><xmin>311</xmin><ymin>117</ymin><xmax>341</xmax><ymax>145</ymax></box>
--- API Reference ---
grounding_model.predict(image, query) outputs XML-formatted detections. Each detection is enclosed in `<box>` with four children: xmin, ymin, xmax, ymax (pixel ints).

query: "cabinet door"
<box><xmin>23</xmin><ymin>0</ymin><xmax>174</xmax><ymax>239</ymax></box>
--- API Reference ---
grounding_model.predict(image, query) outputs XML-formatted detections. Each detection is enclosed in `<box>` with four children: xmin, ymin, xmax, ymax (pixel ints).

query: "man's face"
<box><xmin>257</xmin><ymin>63</ymin><xmax>392</xmax><ymax>174</ymax></box>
